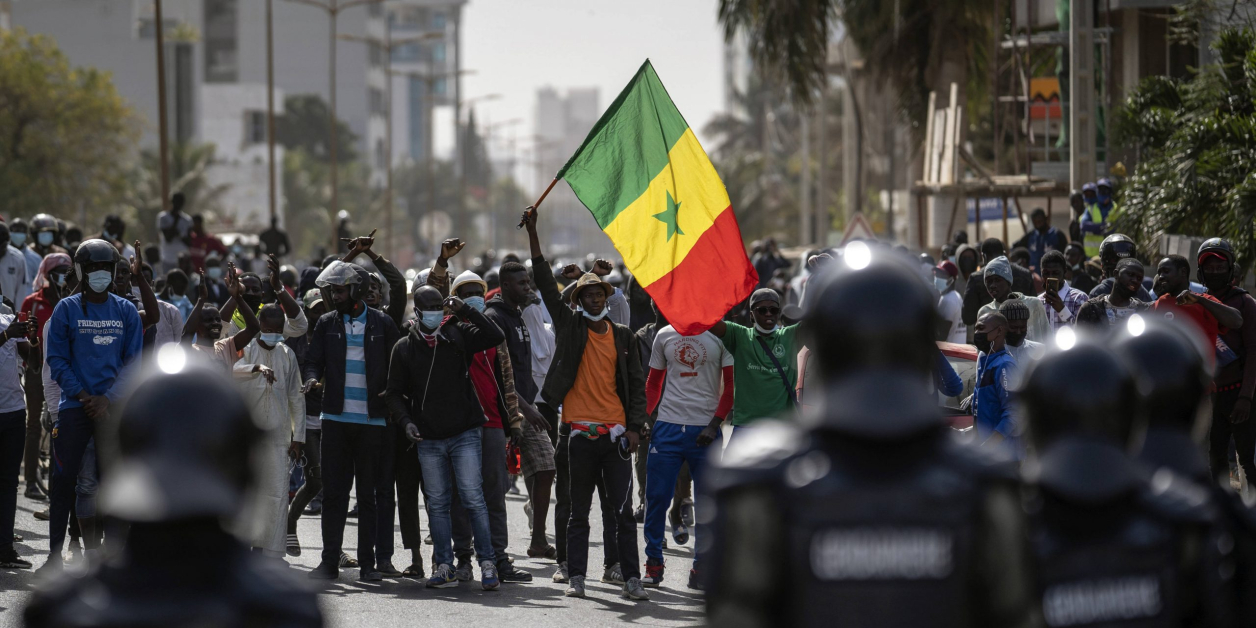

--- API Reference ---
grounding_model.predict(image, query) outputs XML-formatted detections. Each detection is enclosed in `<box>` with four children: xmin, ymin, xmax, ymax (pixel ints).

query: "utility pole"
<box><xmin>266</xmin><ymin>0</ymin><xmax>277</xmax><ymax>223</ymax></box>
<box><xmin>154</xmin><ymin>0</ymin><xmax>170</xmax><ymax>211</ymax></box>
<box><xmin>799</xmin><ymin>105</ymin><xmax>811</xmax><ymax>246</ymax></box>
<box><xmin>1070</xmin><ymin>0</ymin><xmax>1096</xmax><ymax>190</ymax></box>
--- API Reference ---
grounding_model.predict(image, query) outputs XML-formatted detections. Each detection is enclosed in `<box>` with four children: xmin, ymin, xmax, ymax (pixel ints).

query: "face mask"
<box><xmin>1097</xmin><ymin>192</ymin><xmax>1111</xmax><ymax>205</ymax></box>
<box><xmin>85</xmin><ymin>270</ymin><xmax>113</xmax><ymax>293</ymax></box>
<box><xmin>973</xmin><ymin>331</ymin><xmax>991</xmax><ymax>354</ymax></box>
<box><xmin>1005</xmin><ymin>331</ymin><xmax>1026</xmax><ymax>346</ymax></box>
<box><xmin>465</xmin><ymin>296</ymin><xmax>486</xmax><ymax>312</ymax></box>
<box><xmin>103</xmin><ymin>231</ymin><xmax>115</xmax><ymax>242</ymax></box>
<box><xmin>420</xmin><ymin>310</ymin><xmax>444</xmax><ymax>329</ymax></box>
<box><xmin>10</xmin><ymin>233</ymin><xmax>26</xmax><ymax>247</ymax></box>
<box><xmin>1201</xmin><ymin>271</ymin><xmax>1231</xmax><ymax>293</ymax></box>
<box><xmin>580</xmin><ymin>307</ymin><xmax>609</xmax><ymax>322</ymax></box>
<box><xmin>947</xmin><ymin>255</ymin><xmax>957</xmax><ymax>265</ymax></box>
<box><xmin>754</xmin><ymin>322</ymin><xmax>778</xmax><ymax>334</ymax></box>
<box><xmin>207</xmin><ymin>267</ymin><xmax>223</xmax><ymax>280</ymax></box>
<box><xmin>52</xmin><ymin>272</ymin><xmax>67</xmax><ymax>287</ymax></box>
<box><xmin>171</xmin><ymin>293</ymin><xmax>189</xmax><ymax>303</ymax></box>
<box><xmin>37</xmin><ymin>232</ymin><xmax>54</xmax><ymax>247</ymax></box>
<box><xmin>934</xmin><ymin>277</ymin><xmax>950</xmax><ymax>292</ymax></box>
<box><xmin>959</xmin><ymin>258</ymin><xmax>977</xmax><ymax>274</ymax></box>
<box><xmin>259</xmin><ymin>332</ymin><xmax>284</xmax><ymax>346</ymax></box>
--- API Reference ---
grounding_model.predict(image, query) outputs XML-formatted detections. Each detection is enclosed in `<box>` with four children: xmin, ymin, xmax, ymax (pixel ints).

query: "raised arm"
<box><xmin>449</xmin><ymin>296</ymin><xmax>506</xmax><ymax>353</ymax></box>
<box><xmin>182</xmin><ymin>271</ymin><xmax>210</xmax><ymax>341</ymax></box>
<box><xmin>227</xmin><ymin>263</ymin><xmax>261</xmax><ymax>351</ymax></box>
<box><xmin>132</xmin><ymin>241</ymin><xmax>160</xmax><ymax>328</ymax></box>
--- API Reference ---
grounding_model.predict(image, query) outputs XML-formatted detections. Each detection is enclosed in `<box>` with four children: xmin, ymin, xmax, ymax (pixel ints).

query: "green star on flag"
<box><xmin>653</xmin><ymin>191</ymin><xmax>684</xmax><ymax>241</ymax></box>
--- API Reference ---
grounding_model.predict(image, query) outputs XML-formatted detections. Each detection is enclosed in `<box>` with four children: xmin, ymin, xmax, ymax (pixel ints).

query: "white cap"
<box><xmin>451</xmin><ymin>270</ymin><xmax>488</xmax><ymax>295</ymax></box>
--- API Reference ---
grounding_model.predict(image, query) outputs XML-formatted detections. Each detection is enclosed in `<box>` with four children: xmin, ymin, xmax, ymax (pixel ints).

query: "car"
<box><xmin>794</xmin><ymin>341</ymin><xmax>976</xmax><ymax>432</ymax></box>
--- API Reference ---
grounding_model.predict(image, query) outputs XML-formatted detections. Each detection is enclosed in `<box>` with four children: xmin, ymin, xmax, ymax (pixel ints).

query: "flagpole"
<box><xmin>516</xmin><ymin>177</ymin><xmax>560</xmax><ymax>228</ymax></box>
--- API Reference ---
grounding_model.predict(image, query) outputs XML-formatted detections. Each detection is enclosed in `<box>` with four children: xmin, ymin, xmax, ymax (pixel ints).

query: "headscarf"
<box><xmin>32</xmin><ymin>252</ymin><xmax>72</xmax><ymax>292</ymax></box>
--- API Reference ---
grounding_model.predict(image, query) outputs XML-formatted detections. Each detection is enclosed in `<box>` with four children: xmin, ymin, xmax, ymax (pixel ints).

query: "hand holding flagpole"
<box><xmin>517</xmin><ymin>177</ymin><xmax>561</xmax><ymax>229</ymax></box>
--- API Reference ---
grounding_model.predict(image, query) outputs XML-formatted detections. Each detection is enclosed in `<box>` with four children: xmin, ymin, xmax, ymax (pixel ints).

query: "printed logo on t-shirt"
<box><xmin>77</xmin><ymin>318</ymin><xmax>125</xmax><ymax>346</ymax></box>
<box><xmin>1163</xmin><ymin>311</ymin><xmax>1175</xmax><ymax>320</ymax></box>
<box><xmin>772</xmin><ymin>342</ymin><xmax>786</xmax><ymax>358</ymax></box>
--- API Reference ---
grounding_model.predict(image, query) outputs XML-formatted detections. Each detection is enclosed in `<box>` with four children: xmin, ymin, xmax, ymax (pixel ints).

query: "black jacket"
<box><xmin>532</xmin><ymin>256</ymin><xmax>647</xmax><ymax>434</ymax></box>
<box><xmin>386</xmin><ymin>307</ymin><xmax>505</xmax><ymax>440</ymax></box>
<box><xmin>303</xmin><ymin>304</ymin><xmax>400</xmax><ymax>420</ymax></box>
<box><xmin>961</xmin><ymin>262</ymin><xmax>1035</xmax><ymax>326</ymax></box>
<box><xmin>485</xmin><ymin>295</ymin><xmax>535</xmax><ymax>404</ymax></box>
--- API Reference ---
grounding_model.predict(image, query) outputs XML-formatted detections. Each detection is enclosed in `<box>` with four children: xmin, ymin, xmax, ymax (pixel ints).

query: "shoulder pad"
<box><xmin>945</xmin><ymin>436</ymin><xmax>1021</xmax><ymax>483</ymax></box>
<box><xmin>1141</xmin><ymin>468</ymin><xmax>1218</xmax><ymax>525</ymax></box>
<box><xmin>706</xmin><ymin>422</ymin><xmax>805</xmax><ymax>493</ymax></box>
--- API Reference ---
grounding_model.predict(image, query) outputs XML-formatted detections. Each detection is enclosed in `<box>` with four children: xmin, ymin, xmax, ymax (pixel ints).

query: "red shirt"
<box><xmin>468</xmin><ymin>346</ymin><xmax>504</xmax><ymax>429</ymax></box>
<box><xmin>1151</xmin><ymin>293</ymin><xmax>1224</xmax><ymax>367</ymax></box>
<box><xmin>20</xmin><ymin>289</ymin><xmax>57</xmax><ymax>350</ymax></box>
<box><xmin>188</xmin><ymin>233</ymin><xmax>228</xmax><ymax>271</ymax></box>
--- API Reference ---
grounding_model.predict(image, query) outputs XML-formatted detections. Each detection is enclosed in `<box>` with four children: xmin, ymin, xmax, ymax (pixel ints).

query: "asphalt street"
<box><xmin>0</xmin><ymin>480</ymin><xmax>704</xmax><ymax>627</ymax></box>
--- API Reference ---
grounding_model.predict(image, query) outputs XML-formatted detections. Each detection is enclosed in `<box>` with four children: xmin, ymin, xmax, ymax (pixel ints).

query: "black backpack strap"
<box><xmin>755</xmin><ymin>334</ymin><xmax>798</xmax><ymax>408</ymax></box>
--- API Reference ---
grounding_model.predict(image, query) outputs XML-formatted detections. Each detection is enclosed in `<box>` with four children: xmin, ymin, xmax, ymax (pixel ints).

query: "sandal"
<box><xmin>527</xmin><ymin>544</ymin><xmax>557</xmax><ymax>560</ymax></box>
<box><xmin>402</xmin><ymin>563</ymin><xmax>426</xmax><ymax>579</ymax></box>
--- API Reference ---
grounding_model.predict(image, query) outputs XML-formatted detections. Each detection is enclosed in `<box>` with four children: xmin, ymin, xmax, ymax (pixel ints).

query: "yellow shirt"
<box><xmin>562</xmin><ymin>326</ymin><xmax>626</xmax><ymax>425</ymax></box>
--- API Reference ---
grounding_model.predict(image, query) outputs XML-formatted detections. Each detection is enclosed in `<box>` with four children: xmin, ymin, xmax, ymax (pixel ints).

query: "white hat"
<box><xmin>452</xmin><ymin>270</ymin><xmax>488</xmax><ymax>295</ymax></box>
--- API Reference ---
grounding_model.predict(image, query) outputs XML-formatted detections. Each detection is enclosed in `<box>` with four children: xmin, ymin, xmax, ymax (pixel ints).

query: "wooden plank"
<box><xmin>923</xmin><ymin>91</ymin><xmax>937</xmax><ymax>184</ymax></box>
<box><xmin>940</xmin><ymin>83</ymin><xmax>959</xmax><ymax>185</ymax></box>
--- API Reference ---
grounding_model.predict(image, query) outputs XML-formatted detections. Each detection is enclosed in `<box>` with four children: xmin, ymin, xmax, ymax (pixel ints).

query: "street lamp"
<box><xmin>338</xmin><ymin>31</ymin><xmax>442</xmax><ymax>259</ymax></box>
<box><xmin>284</xmin><ymin>0</ymin><xmax>382</xmax><ymax>251</ymax></box>
<box><xmin>154</xmin><ymin>0</ymin><xmax>170</xmax><ymax>213</ymax></box>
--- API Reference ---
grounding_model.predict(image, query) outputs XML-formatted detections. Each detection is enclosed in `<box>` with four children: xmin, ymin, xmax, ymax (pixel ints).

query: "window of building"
<box><xmin>204</xmin><ymin>0</ymin><xmax>239</xmax><ymax>83</ymax></box>
<box><xmin>136</xmin><ymin>18</ymin><xmax>177</xmax><ymax>40</ymax></box>
<box><xmin>369</xmin><ymin>88</ymin><xmax>385</xmax><ymax>116</ymax></box>
<box><xmin>431</xmin><ymin>12</ymin><xmax>446</xmax><ymax>30</ymax></box>
<box><xmin>392</xmin><ymin>43</ymin><xmax>421</xmax><ymax>63</ymax></box>
<box><xmin>375</xmin><ymin>139</ymin><xmax>387</xmax><ymax>169</ymax></box>
<box><xmin>369</xmin><ymin>44</ymin><xmax>381</xmax><ymax>67</ymax></box>
<box><xmin>434</xmin><ymin>78</ymin><xmax>447</xmax><ymax>96</ymax></box>
<box><xmin>432</xmin><ymin>42</ymin><xmax>445</xmax><ymax>63</ymax></box>
<box><xmin>245</xmin><ymin>111</ymin><xmax>266</xmax><ymax>144</ymax></box>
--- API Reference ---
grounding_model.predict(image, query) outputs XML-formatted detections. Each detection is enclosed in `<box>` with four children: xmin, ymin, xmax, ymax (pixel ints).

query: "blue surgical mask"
<box><xmin>259</xmin><ymin>332</ymin><xmax>284</xmax><ymax>346</ymax></box>
<box><xmin>947</xmin><ymin>255</ymin><xmax>956</xmax><ymax>265</ymax></box>
<box><xmin>934</xmin><ymin>277</ymin><xmax>950</xmax><ymax>292</ymax></box>
<box><xmin>420</xmin><ymin>310</ymin><xmax>444</xmax><ymax>329</ymax></box>
<box><xmin>103</xmin><ymin>231</ymin><xmax>115</xmax><ymax>242</ymax></box>
<box><xmin>52</xmin><ymin>272</ymin><xmax>67</xmax><ymax>287</ymax></box>
<box><xmin>465</xmin><ymin>296</ymin><xmax>486</xmax><ymax>312</ymax></box>
<box><xmin>86</xmin><ymin>270</ymin><xmax>113</xmax><ymax>293</ymax></box>
<box><xmin>37</xmin><ymin>232</ymin><xmax>54</xmax><ymax>247</ymax></box>
<box><xmin>10</xmin><ymin>233</ymin><xmax>26</xmax><ymax>247</ymax></box>
<box><xmin>1097</xmin><ymin>191</ymin><xmax>1111</xmax><ymax>204</ymax></box>
<box><xmin>207</xmin><ymin>267</ymin><xmax>223</xmax><ymax>280</ymax></box>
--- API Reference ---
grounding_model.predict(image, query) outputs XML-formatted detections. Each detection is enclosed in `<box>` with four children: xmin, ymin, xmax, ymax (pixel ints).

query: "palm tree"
<box><xmin>123</xmin><ymin>141</ymin><xmax>230</xmax><ymax>242</ymax></box>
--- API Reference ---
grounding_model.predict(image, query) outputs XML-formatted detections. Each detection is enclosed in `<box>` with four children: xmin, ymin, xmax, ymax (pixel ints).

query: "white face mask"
<box><xmin>578</xmin><ymin>306</ymin><xmax>609</xmax><ymax>322</ymax></box>
<box><xmin>754</xmin><ymin>322</ymin><xmax>777</xmax><ymax>334</ymax></box>
<box><xmin>934</xmin><ymin>277</ymin><xmax>951</xmax><ymax>292</ymax></box>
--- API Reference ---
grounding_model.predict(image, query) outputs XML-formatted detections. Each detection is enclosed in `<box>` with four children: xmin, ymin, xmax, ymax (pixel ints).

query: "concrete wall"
<box><xmin>201</xmin><ymin>83</ymin><xmax>285</xmax><ymax>231</ymax></box>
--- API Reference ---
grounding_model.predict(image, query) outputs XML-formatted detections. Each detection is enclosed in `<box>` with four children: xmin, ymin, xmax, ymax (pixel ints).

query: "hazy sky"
<box><xmin>459</xmin><ymin>0</ymin><xmax>729</xmax><ymax>193</ymax></box>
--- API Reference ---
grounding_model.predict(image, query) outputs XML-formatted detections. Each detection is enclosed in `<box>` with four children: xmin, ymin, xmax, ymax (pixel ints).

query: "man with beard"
<box><xmin>1077</xmin><ymin>258</ymin><xmax>1150</xmax><ymax>330</ymax></box>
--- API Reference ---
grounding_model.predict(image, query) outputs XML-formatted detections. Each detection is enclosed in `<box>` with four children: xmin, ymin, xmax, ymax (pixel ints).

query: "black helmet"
<box><xmin>1098</xmin><ymin>233</ymin><xmax>1137</xmax><ymax>269</ymax></box>
<box><xmin>800</xmin><ymin>244</ymin><xmax>944</xmax><ymax>439</ymax></box>
<box><xmin>73</xmin><ymin>238</ymin><xmax>120</xmax><ymax>281</ymax></box>
<box><xmin>100</xmin><ymin>349</ymin><xmax>261</xmax><ymax>521</ymax></box>
<box><xmin>1111</xmin><ymin>320</ymin><xmax>1210</xmax><ymax>433</ymax></box>
<box><xmin>314</xmin><ymin>260</ymin><xmax>368</xmax><ymax>312</ymax></box>
<box><xmin>1196</xmin><ymin>237</ymin><xmax>1235</xmax><ymax>270</ymax></box>
<box><xmin>30</xmin><ymin>213</ymin><xmax>57</xmax><ymax>233</ymax></box>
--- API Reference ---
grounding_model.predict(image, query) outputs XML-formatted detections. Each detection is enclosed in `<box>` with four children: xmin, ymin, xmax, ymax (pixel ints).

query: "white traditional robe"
<box><xmin>234</xmin><ymin>339</ymin><xmax>306</xmax><ymax>556</ymax></box>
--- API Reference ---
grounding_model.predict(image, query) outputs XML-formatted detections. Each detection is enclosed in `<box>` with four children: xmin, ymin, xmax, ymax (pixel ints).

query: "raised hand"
<box><xmin>198</xmin><ymin>270</ymin><xmax>209</xmax><ymax>301</ymax></box>
<box><xmin>131</xmin><ymin>240</ymin><xmax>145</xmax><ymax>280</ymax></box>
<box><xmin>267</xmin><ymin>254</ymin><xmax>283</xmax><ymax>292</ymax></box>
<box><xmin>226</xmin><ymin>262</ymin><xmax>241</xmax><ymax>298</ymax></box>
<box><xmin>440</xmin><ymin>238</ymin><xmax>466</xmax><ymax>261</ymax></box>
<box><xmin>561</xmin><ymin>264</ymin><xmax>583</xmax><ymax>280</ymax></box>
<box><xmin>592</xmin><ymin>259</ymin><xmax>613</xmax><ymax>277</ymax></box>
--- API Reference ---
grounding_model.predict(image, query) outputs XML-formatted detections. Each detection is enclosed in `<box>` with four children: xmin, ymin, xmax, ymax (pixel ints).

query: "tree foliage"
<box><xmin>0</xmin><ymin>28</ymin><xmax>140</xmax><ymax>223</ymax></box>
<box><xmin>277</xmin><ymin>94</ymin><xmax>359</xmax><ymax>164</ymax></box>
<box><xmin>122</xmin><ymin>142</ymin><xmax>231</xmax><ymax>243</ymax></box>
<box><xmin>1113</xmin><ymin>28</ymin><xmax>1256</xmax><ymax>267</ymax></box>
<box><xmin>717</xmin><ymin>0</ymin><xmax>836</xmax><ymax>104</ymax></box>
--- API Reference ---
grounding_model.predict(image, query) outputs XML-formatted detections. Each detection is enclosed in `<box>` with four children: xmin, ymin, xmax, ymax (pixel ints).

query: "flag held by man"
<box><xmin>556</xmin><ymin>59</ymin><xmax>757</xmax><ymax>335</ymax></box>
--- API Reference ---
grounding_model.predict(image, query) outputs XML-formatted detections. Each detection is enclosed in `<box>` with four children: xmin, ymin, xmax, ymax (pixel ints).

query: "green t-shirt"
<box><xmin>722</xmin><ymin>322</ymin><xmax>800</xmax><ymax>426</ymax></box>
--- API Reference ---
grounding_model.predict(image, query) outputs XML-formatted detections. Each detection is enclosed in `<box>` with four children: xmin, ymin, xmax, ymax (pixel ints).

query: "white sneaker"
<box><xmin>622</xmin><ymin>576</ymin><xmax>650</xmax><ymax>601</ymax></box>
<box><xmin>565</xmin><ymin>574</ymin><xmax>586</xmax><ymax>598</ymax></box>
<box><xmin>552</xmin><ymin>561</ymin><xmax>569</xmax><ymax>583</ymax></box>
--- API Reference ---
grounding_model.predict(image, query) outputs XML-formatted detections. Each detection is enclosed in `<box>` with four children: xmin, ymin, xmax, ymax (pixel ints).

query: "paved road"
<box><xmin>0</xmin><ymin>480</ymin><xmax>704</xmax><ymax>627</ymax></box>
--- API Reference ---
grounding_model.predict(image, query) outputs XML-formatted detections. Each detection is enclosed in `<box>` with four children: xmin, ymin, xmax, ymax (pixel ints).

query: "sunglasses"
<box><xmin>753</xmin><ymin>306</ymin><xmax>780</xmax><ymax>316</ymax></box>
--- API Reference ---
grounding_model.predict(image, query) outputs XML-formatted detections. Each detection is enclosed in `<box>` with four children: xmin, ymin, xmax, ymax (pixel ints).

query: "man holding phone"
<box><xmin>1038</xmin><ymin>250</ymin><xmax>1091</xmax><ymax>331</ymax></box>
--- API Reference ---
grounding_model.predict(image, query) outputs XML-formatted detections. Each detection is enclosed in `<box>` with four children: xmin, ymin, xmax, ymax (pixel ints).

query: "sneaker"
<box><xmin>687</xmin><ymin>568</ymin><xmax>704</xmax><ymax>591</ymax></box>
<box><xmin>426</xmin><ymin>563</ymin><xmax>458</xmax><ymax>589</ymax></box>
<box><xmin>35</xmin><ymin>556</ymin><xmax>62</xmax><ymax>576</ymax></box>
<box><xmin>602</xmin><ymin>562</ymin><xmax>625</xmax><ymax>585</ymax></box>
<box><xmin>641</xmin><ymin>558</ymin><xmax>664</xmax><ymax>588</ymax></box>
<box><xmin>508</xmin><ymin>476</ymin><xmax>521</xmax><ymax>495</ymax></box>
<box><xmin>303</xmin><ymin>502</ymin><xmax>322</xmax><ymax>516</ymax></box>
<box><xmin>670</xmin><ymin>508</ymin><xmax>690</xmax><ymax>546</ymax></box>
<box><xmin>23</xmin><ymin>487</ymin><xmax>46</xmax><ymax>501</ymax></box>
<box><xmin>0</xmin><ymin>547</ymin><xmax>32</xmax><ymax>569</ymax></box>
<box><xmin>552</xmin><ymin>561</ymin><xmax>569</xmax><ymax>583</ymax></box>
<box><xmin>498</xmin><ymin>561</ymin><xmax>533</xmax><ymax>583</ymax></box>
<box><xmin>564</xmin><ymin>574</ymin><xmax>586</xmax><ymax>598</ymax></box>
<box><xmin>376</xmin><ymin>561</ymin><xmax>402</xmax><ymax>577</ymax></box>
<box><xmin>633</xmin><ymin>504</ymin><xmax>645</xmax><ymax>523</ymax></box>
<box><xmin>308</xmin><ymin>561</ymin><xmax>338</xmax><ymax>580</ymax></box>
<box><xmin>423</xmin><ymin>533</ymin><xmax>433</xmax><ymax>545</ymax></box>
<box><xmin>66</xmin><ymin>539</ymin><xmax>81</xmax><ymax>563</ymax></box>
<box><xmin>285</xmin><ymin>533</ymin><xmax>301</xmax><ymax>557</ymax></box>
<box><xmin>346</xmin><ymin>502</ymin><xmax>358</xmax><ymax>518</ymax></box>
<box><xmin>679</xmin><ymin>499</ymin><xmax>695</xmax><ymax>527</ymax></box>
<box><xmin>454</xmin><ymin>559</ymin><xmax>474</xmax><ymax>582</ymax></box>
<box><xmin>622</xmin><ymin>577</ymin><xmax>650</xmax><ymax>601</ymax></box>
<box><xmin>338</xmin><ymin>552</ymin><xmax>359</xmax><ymax>569</ymax></box>
<box><xmin>33</xmin><ymin>508</ymin><xmax>50</xmax><ymax>521</ymax></box>
<box><xmin>359</xmin><ymin>568</ymin><xmax>383</xmax><ymax>582</ymax></box>
<box><xmin>12</xmin><ymin>534</ymin><xmax>21</xmax><ymax>543</ymax></box>
<box><xmin>480</xmin><ymin>560</ymin><xmax>500</xmax><ymax>590</ymax></box>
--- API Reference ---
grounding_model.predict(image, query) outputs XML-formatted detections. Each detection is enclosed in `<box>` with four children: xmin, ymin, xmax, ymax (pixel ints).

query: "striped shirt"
<box><xmin>321</xmin><ymin>309</ymin><xmax>383</xmax><ymax>426</ymax></box>
<box><xmin>1038</xmin><ymin>281</ymin><xmax>1092</xmax><ymax>331</ymax></box>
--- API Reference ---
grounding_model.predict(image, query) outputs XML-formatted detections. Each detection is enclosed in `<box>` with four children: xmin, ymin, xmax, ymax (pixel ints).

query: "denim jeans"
<box><xmin>49</xmin><ymin>406</ymin><xmax>94</xmax><ymax>555</ymax></box>
<box><xmin>75</xmin><ymin>438</ymin><xmax>98</xmax><ymax>519</ymax></box>
<box><xmin>452</xmin><ymin>427</ymin><xmax>508</xmax><ymax>565</ymax></box>
<box><xmin>417</xmin><ymin>426</ymin><xmax>495</xmax><ymax>567</ymax></box>
<box><xmin>0</xmin><ymin>409</ymin><xmax>25</xmax><ymax>552</ymax></box>
<box><xmin>644</xmin><ymin>421</ymin><xmax>715</xmax><ymax>566</ymax></box>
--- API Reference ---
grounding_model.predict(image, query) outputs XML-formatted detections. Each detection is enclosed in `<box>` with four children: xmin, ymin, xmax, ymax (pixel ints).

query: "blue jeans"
<box><xmin>644</xmin><ymin>421</ymin><xmax>714</xmax><ymax>566</ymax></box>
<box><xmin>417</xmin><ymin>427</ymin><xmax>495</xmax><ymax>567</ymax></box>
<box><xmin>49</xmin><ymin>407</ymin><xmax>93</xmax><ymax>556</ymax></box>
<box><xmin>75</xmin><ymin>438</ymin><xmax>98</xmax><ymax>519</ymax></box>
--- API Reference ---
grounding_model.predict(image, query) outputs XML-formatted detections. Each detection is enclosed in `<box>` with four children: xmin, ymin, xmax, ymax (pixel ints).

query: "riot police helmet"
<box><xmin>1111</xmin><ymin>319</ymin><xmax>1211</xmax><ymax>433</ymax></box>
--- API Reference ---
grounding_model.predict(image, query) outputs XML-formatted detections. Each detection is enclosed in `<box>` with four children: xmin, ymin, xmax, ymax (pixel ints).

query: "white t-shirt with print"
<box><xmin>649</xmin><ymin>326</ymin><xmax>734</xmax><ymax>426</ymax></box>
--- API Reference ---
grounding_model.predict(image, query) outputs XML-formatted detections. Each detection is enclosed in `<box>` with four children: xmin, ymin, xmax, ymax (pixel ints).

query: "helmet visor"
<box><xmin>315</xmin><ymin>260</ymin><xmax>364</xmax><ymax>288</ymax></box>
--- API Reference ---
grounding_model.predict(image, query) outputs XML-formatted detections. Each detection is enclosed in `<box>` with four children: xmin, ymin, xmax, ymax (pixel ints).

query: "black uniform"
<box><xmin>706</xmin><ymin>251</ymin><xmax>1037</xmax><ymax>628</ymax></box>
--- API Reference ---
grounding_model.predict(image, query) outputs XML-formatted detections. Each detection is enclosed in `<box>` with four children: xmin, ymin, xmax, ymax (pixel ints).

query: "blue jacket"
<box><xmin>1014</xmin><ymin>227</ymin><xmax>1068</xmax><ymax>270</ymax></box>
<box><xmin>974</xmin><ymin>349</ymin><xmax>1016</xmax><ymax>444</ymax></box>
<box><xmin>46</xmin><ymin>293</ymin><xmax>144</xmax><ymax>411</ymax></box>
<box><xmin>934</xmin><ymin>350</ymin><xmax>964</xmax><ymax>397</ymax></box>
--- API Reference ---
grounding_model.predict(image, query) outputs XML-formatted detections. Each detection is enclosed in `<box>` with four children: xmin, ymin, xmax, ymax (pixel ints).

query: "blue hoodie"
<box><xmin>46</xmin><ymin>293</ymin><xmax>144</xmax><ymax>411</ymax></box>
<box><xmin>974</xmin><ymin>348</ymin><xmax>1017</xmax><ymax>447</ymax></box>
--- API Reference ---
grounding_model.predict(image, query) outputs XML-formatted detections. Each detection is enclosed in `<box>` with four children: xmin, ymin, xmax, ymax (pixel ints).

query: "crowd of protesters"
<box><xmin>4</xmin><ymin>174</ymin><xmax>1256</xmax><ymax>623</ymax></box>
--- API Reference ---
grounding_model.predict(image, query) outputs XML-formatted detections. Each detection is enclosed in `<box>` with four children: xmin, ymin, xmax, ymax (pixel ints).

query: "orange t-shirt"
<box><xmin>562</xmin><ymin>326</ymin><xmax>626</xmax><ymax>425</ymax></box>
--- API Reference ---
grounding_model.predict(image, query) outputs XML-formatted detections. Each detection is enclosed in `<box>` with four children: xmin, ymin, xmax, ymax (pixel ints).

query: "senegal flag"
<box><xmin>557</xmin><ymin>60</ymin><xmax>758</xmax><ymax>335</ymax></box>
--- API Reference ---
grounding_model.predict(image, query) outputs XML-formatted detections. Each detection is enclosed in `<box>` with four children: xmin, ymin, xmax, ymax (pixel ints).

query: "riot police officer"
<box><xmin>705</xmin><ymin>245</ymin><xmax>1037</xmax><ymax>628</ymax></box>
<box><xmin>24</xmin><ymin>347</ymin><xmax>323</xmax><ymax>628</ymax></box>
<box><xmin>1019</xmin><ymin>330</ymin><xmax>1232</xmax><ymax>627</ymax></box>
<box><xmin>1112</xmin><ymin>320</ymin><xmax>1256</xmax><ymax>626</ymax></box>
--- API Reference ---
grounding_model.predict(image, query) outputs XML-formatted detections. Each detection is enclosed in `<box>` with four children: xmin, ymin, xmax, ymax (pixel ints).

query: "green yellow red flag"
<box><xmin>556</xmin><ymin>60</ymin><xmax>758</xmax><ymax>335</ymax></box>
